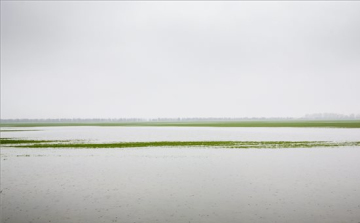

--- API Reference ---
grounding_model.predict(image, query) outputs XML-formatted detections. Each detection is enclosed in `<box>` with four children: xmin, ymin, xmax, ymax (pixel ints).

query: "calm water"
<box><xmin>1</xmin><ymin>127</ymin><xmax>360</xmax><ymax>223</ymax></box>
<box><xmin>2</xmin><ymin>126</ymin><xmax>360</xmax><ymax>142</ymax></box>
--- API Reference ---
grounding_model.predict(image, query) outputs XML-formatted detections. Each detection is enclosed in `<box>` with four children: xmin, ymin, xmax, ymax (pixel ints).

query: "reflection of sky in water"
<box><xmin>2</xmin><ymin>126</ymin><xmax>360</xmax><ymax>142</ymax></box>
<box><xmin>2</xmin><ymin>146</ymin><xmax>360</xmax><ymax>223</ymax></box>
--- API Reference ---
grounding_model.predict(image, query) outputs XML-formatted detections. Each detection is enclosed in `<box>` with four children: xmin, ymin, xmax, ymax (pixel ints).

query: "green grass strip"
<box><xmin>4</xmin><ymin>140</ymin><xmax>360</xmax><ymax>149</ymax></box>
<box><xmin>0</xmin><ymin>138</ymin><xmax>62</xmax><ymax>145</ymax></box>
<box><xmin>0</xmin><ymin>130</ymin><xmax>39</xmax><ymax>132</ymax></box>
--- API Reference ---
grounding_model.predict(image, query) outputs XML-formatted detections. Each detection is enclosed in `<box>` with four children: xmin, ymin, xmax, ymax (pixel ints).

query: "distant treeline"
<box><xmin>1</xmin><ymin>114</ymin><xmax>360</xmax><ymax>123</ymax></box>
<box><xmin>303</xmin><ymin>113</ymin><xmax>360</xmax><ymax>120</ymax></box>
<box><xmin>2</xmin><ymin>117</ymin><xmax>295</xmax><ymax>123</ymax></box>
<box><xmin>1</xmin><ymin>118</ymin><xmax>145</xmax><ymax>123</ymax></box>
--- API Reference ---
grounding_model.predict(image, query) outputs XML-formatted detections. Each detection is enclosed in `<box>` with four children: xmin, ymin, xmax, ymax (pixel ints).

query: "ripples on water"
<box><xmin>1</xmin><ymin>127</ymin><xmax>360</xmax><ymax>223</ymax></box>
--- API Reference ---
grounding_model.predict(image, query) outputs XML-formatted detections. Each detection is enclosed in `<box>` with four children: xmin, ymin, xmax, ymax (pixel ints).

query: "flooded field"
<box><xmin>2</xmin><ymin>126</ymin><xmax>360</xmax><ymax>142</ymax></box>
<box><xmin>1</xmin><ymin>127</ymin><xmax>360</xmax><ymax>223</ymax></box>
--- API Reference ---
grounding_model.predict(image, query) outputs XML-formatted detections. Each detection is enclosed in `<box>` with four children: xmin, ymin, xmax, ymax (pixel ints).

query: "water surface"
<box><xmin>2</xmin><ymin>126</ymin><xmax>360</xmax><ymax>142</ymax></box>
<box><xmin>1</xmin><ymin>127</ymin><xmax>360</xmax><ymax>223</ymax></box>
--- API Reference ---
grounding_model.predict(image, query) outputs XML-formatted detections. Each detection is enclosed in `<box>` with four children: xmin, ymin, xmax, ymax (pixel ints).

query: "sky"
<box><xmin>1</xmin><ymin>1</ymin><xmax>360</xmax><ymax>119</ymax></box>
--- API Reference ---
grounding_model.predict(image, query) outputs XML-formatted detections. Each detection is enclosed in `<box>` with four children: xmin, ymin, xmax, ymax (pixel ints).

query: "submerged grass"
<box><xmin>1</xmin><ymin>120</ymin><xmax>360</xmax><ymax>128</ymax></box>
<box><xmin>0</xmin><ymin>130</ymin><xmax>39</xmax><ymax>132</ymax></box>
<box><xmin>3</xmin><ymin>139</ymin><xmax>359</xmax><ymax>149</ymax></box>
<box><xmin>0</xmin><ymin>138</ymin><xmax>62</xmax><ymax>145</ymax></box>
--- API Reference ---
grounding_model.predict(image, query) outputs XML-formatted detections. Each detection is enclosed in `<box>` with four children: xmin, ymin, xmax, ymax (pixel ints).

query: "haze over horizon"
<box><xmin>1</xmin><ymin>1</ymin><xmax>360</xmax><ymax>119</ymax></box>
<box><xmin>2</xmin><ymin>112</ymin><xmax>360</xmax><ymax>122</ymax></box>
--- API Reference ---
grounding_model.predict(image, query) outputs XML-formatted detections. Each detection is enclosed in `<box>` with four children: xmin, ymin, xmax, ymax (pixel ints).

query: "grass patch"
<box><xmin>2</xmin><ymin>137</ymin><xmax>359</xmax><ymax>149</ymax></box>
<box><xmin>7</xmin><ymin>140</ymin><xmax>360</xmax><ymax>149</ymax></box>
<box><xmin>0</xmin><ymin>130</ymin><xmax>39</xmax><ymax>132</ymax></box>
<box><xmin>0</xmin><ymin>138</ymin><xmax>61</xmax><ymax>145</ymax></box>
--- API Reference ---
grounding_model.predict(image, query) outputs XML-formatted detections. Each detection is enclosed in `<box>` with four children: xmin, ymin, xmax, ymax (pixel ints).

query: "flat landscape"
<box><xmin>2</xmin><ymin>1</ymin><xmax>360</xmax><ymax>223</ymax></box>
<box><xmin>2</xmin><ymin>120</ymin><xmax>360</xmax><ymax>128</ymax></box>
<box><xmin>1</xmin><ymin>125</ymin><xmax>360</xmax><ymax>223</ymax></box>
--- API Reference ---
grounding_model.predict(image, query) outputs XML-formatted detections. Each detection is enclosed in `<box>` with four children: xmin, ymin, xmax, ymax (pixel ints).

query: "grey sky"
<box><xmin>1</xmin><ymin>1</ymin><xmax>360</xmax><ymax>119</ymax></box>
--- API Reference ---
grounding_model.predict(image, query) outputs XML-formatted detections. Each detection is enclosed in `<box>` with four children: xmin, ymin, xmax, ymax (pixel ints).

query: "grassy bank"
<box><xmin>1</xmin><ymin>120</ymin><xmax>360</xmax><ymax>128</ymax></box>
<box><xmin>1</xmin><ymin>138</ymin><xmax>359</xmax><ymax>149</ymax></box>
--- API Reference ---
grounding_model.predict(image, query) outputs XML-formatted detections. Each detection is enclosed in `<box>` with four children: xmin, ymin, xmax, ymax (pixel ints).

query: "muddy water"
<box><xmin>1</xmin><ymin>127</ymin><xmax>360</xmax><ymax>223</ymax></box>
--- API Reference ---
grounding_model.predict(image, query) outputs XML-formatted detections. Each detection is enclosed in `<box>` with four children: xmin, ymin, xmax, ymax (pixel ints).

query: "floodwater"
<box><xmin>2</xmin><ymin>126</ymin><xmax>360</xmax><ymax>142</ymax></box>
<box><xmin>1</xmin><ymin>127</ymin><xmax>360</xmax><ymax>223</ymax></box>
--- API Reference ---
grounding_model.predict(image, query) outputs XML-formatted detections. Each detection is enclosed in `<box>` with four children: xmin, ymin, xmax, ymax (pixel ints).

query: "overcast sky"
<box><xmin>1</xmin><ymin>1</ymin><xmax>360</xmax><ymax>119</ymax></box>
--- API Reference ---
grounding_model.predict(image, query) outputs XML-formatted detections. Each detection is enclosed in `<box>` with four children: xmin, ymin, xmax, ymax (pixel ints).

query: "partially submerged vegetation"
<box><xmin>1</xmin><ymin>120</ymin><xmax>360</xmax><ymax>128</ymax></box>
<box><xmin>0</xmin><ymin>138</ymin><xmax>57</xmax><ymax>144</ymax></box>
<box><xmin>0</xmin><ymin>129</ymin><xmax>39</xmax><ymax>132</ymax></box>
<box><xmin>1</xmin><ymin>138</ymin><xmax>359</xmax><ymax>149</ymax></box>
